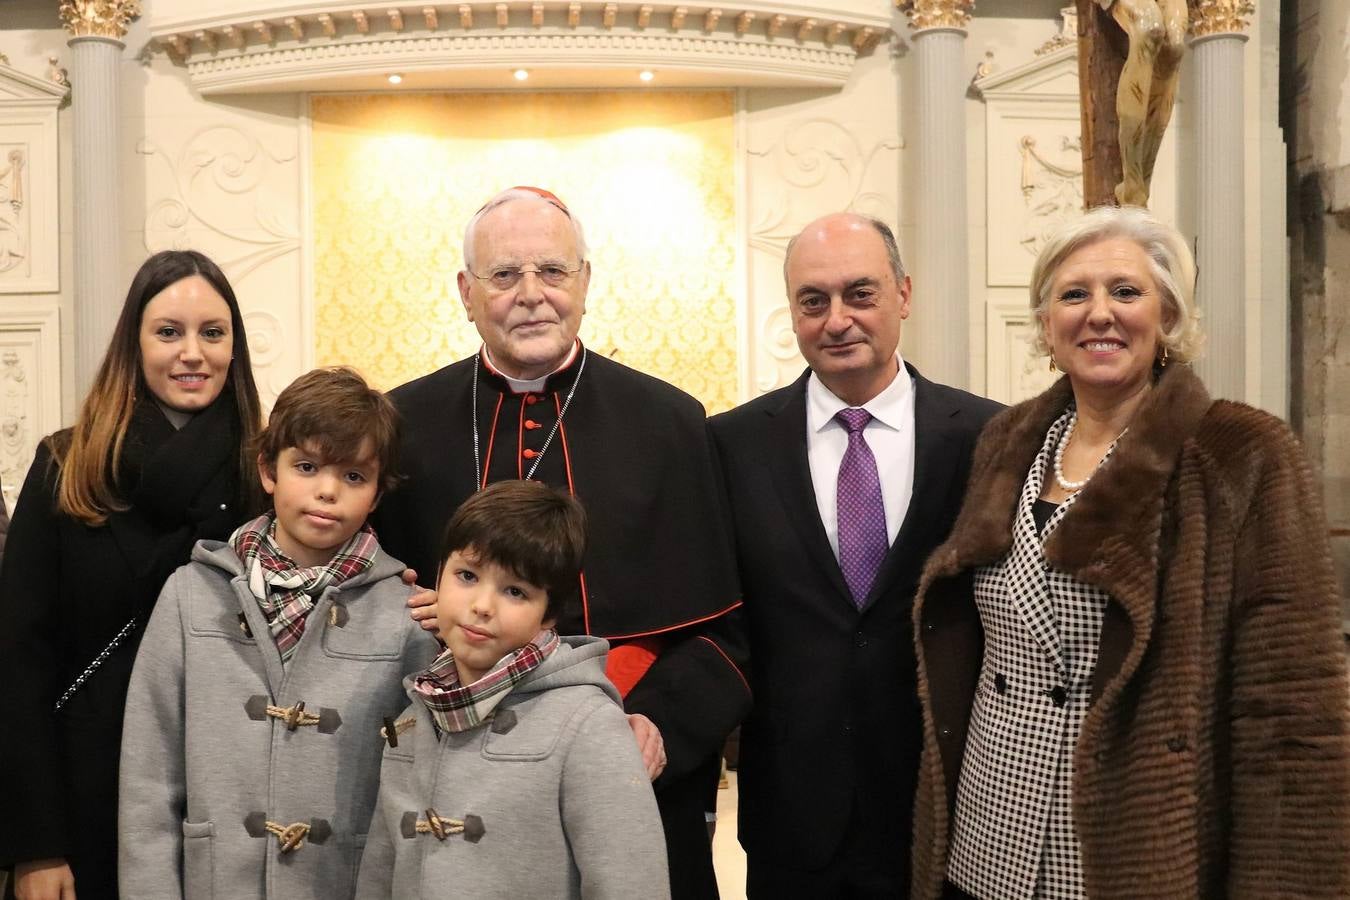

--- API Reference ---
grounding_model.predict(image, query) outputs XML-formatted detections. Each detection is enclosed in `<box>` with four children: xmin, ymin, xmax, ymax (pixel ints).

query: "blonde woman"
<box><xmin>0</xmin><ymin>251</ymin><xmax>262</xmax><ymax>900</ymax></box>
<box><xmin>912</xmin><ymin>207</ymin><xmax>1350</xmax><ymax>899</ymax></box>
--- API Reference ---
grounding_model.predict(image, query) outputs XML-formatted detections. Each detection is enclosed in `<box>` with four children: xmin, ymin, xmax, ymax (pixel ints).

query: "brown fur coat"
<box><xmin>912</xmin><ymin>364</ymin><xmax>1350</xmax><ymax>899</ymax></box>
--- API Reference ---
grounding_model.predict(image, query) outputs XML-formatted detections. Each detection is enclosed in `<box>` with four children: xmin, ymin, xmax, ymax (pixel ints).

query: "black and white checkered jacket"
<box><xmin>946</xmin><ymin>410</ymin><xmax>1116</xmax><ymax>900</ymax></box>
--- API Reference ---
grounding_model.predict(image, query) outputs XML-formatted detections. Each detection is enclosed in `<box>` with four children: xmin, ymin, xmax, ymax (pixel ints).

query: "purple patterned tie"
<box><xmin>836</xmin><ymin>408</ymin><xmax>887</xmax><ymax>608</ymax></box>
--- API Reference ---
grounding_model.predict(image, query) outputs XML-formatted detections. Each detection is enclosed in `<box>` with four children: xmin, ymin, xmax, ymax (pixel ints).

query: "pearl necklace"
<box><xmin>1053</xmin><ymin>410</ymin><xmax>1127</xmax><ymax>492</ymax></box>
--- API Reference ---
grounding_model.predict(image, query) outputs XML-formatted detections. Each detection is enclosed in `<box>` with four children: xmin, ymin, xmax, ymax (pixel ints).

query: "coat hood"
<box><xmin>508</xmin><ymin>634</ymin><xmax>620</xmax><ymax>705</ymax></box>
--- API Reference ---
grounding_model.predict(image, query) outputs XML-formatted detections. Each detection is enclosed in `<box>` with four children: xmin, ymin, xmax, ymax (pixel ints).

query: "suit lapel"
<box><xmin>865</xmin><ymin>367</ymin><xmax>966</xmax><ymax>609</ymax></box>
<box><xmin>765</xmin><ymin>372</ymin><xmax>854</xmax><ymax>605</ymax></box>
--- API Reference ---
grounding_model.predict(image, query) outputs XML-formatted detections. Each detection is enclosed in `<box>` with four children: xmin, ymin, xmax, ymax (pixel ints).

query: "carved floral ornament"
<box><xmin>899</xmin><ymin>0</ymin><xmax>976</xmax><ymax>31</ymax></box>
<box><xmin>60</xmin><ymin>0</ymin><xmax>141</xmax><ymax>40</ymax></box>
<box><xmin>1189</xmin><ymin>0</ymin><xmax>1256</xmax><ymax>37</ymax></box>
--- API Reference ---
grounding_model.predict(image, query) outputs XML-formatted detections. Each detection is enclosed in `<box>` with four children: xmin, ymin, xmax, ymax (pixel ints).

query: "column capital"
<box><xmin>60</xmin><ymin>0</ymin><xmax>140</xmax><ymax>40</ymax></box>
<box><xmin>1188</xmin><ymin>0</ymin><xmax>1255</xmax><ymax>39</ymax></box>
<box><xmin>899</xmin><ymin>0</ymin><xmax>975</xmax><ymax>33</ymax></box>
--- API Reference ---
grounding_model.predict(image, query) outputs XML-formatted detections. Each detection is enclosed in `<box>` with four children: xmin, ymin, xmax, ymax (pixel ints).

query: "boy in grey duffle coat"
<box><xmin>355</xmin><ymin>481</ymin><xmax>669</xmax><ymax>899</ymax></box>
<box><xmin>119</xmin><ymin>368</ymin><xmax>438</xmax><ymax>899</ymax></box>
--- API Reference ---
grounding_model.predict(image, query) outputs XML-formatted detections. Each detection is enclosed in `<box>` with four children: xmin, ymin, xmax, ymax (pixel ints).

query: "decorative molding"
<box><xmin>974</xmin><ymin>42</ymin><xmax>1077</xmax><ymax>98</ymax></box>
<box><xmin>148</xmin><ymin>2</ymin><xmax>892</xmax><ymax>92</ymax></box>
<box><xmin>1189</xmin><ymin>0</ymin><xmax>1255</xmax><ymax>38</ymax></box>
<box><xmin>60</xmin><ymin>0</ymin><xmax>141</xmax><ymax>40</ymax></box>
<box><xmin>900</xmin><ymin>0</ymin><xmax>975</xmax><ymax>32</ymax></box>
<box><xmin>0</xmin><ymin>305</ymin><xmax>61</xmax><ymax>514</ymax></box>
<box><xmin>0</xmin><ymin>60</ymin><xmax>72</xmax><ymax>108</ymax></box>
<box><xmin>0</xmin><ymin>62</ymin><xmax>65</xmax><ymax>294</ymax></box>
<box><xmin>178</xmin><ymin>30</ymin><xmax>867</xmax><ymax>92</ymax></box>
<box><xmin>984</xmin><ymin>297</ymin><xmax>1055</xmax><ymax>405</ymax></box>
<box><xmin>1035</xmin><ymin>5</ymin><xmax>1077</xmax><ymax>55</ymax></box>
<box><xmin>46</xmin><ymin>56</ymin><xmax>71</xmax><ymax>88</ymax></box>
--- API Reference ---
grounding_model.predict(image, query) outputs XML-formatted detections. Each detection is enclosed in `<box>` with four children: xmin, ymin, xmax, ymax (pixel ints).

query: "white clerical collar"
<box><xmin>806</xmin><ymin>355</ymin><xmax>913</xmax><ymax>434</ymax></box>
<box><xmin>481</xmin><ymin>341</ymin><xmax>581</xmax><ymax>394</ymax></box>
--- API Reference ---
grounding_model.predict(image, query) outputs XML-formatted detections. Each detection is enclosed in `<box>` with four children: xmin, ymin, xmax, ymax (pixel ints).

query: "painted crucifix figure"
<box><xmin>1077</xmin><ymin>0</ymin><xmax>1188</xmax><ymax>207</ymax></box>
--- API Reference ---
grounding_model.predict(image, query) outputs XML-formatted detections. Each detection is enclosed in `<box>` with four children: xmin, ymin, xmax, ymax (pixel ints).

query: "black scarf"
<box><xmin>106</xmin><ymin>389</ymin><xmax>245</xmax><ymax>618</ymax></box>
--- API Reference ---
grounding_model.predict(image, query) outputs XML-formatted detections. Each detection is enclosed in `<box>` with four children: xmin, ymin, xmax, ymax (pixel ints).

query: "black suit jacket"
<box><xmin>709</xmin><ymin>364</ymin><xmax>1001</xmax><ymax>874</ymax></box>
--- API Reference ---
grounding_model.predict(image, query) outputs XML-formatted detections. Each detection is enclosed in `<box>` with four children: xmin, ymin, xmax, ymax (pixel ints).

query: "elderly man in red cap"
<box><xmin>374</xmin><ymin>187</ymin><xmax>748</xmax><ymax>899</ymax></box>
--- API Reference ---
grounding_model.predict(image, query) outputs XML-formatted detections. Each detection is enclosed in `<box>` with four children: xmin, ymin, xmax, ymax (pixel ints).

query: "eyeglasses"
<box><xmin>468</xmin><ymin>263</ymin><xmax>584</xmax><ymax>292</ymax></box>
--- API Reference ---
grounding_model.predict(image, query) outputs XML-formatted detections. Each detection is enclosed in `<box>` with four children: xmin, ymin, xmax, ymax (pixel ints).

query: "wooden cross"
<box><xmin>1075</xmin><ymin>0</ymin><xmax>1129</xmax><ymax>209</ymax></box>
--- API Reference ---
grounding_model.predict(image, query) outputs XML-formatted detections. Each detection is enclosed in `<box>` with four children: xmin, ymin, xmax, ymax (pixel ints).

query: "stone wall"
<box><xmin>1285</xmin><ymin>0</ymin><xmax>1350</xmax><ymax>626</ymax></box>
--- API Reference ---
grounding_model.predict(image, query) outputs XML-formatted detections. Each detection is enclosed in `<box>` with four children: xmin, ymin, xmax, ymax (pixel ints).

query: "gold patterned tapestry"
<box><xmin>310</xmin><ymin>91</ymin><xmax>738</xmax><ymax>412</ymax></box>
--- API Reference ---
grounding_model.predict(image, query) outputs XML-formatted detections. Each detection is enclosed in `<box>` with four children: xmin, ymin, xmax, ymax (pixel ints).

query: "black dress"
<box><xmin>374</xmin><ymin>346</ymin><xmax>750</xmax><ymax>899</ymax></box>
<box><xmin>0</xmin><ymin>395</ymin><xmax>247</xmax><ymax>900</ymax></box>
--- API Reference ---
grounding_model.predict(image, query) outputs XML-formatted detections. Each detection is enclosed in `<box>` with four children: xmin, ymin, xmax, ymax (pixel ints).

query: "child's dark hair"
<box><xmin>437</xmin><ymin>481</ymin><xmax>587</xmax><ymax>622</ymax></box>
<box><xmin>257</xmin><ymin>367</ymin><xmax>401</xmax><ymax>493</ymax></box>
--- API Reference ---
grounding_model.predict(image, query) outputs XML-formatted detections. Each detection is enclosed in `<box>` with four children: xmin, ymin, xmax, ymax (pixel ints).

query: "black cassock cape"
<box><xmin>374</xmin><ymin>345</ymin><xmax>750</xmax><ymax>899</ymax></box>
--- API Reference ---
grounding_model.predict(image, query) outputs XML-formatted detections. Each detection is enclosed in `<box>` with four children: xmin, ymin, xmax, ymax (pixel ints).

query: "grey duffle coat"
<box><xmin>119</xmin><ymin>539</ymin><xmax>439</xmax><ymax>900</ymax></box>
<box><xmin>354</xmin><ymin>635</ymin><xmax>670</xmax><ymax>899</ymax></box>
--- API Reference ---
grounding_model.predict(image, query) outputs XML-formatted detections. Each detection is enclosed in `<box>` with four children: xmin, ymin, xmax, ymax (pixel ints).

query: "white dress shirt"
<box><xmin>806</xmin><ymin>357</ymin><xmax>917</xmax><ymax>560</ymax></box>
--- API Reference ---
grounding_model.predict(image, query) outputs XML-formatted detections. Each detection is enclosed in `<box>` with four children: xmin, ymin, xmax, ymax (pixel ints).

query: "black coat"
<box><xmin>709</xmin><ymin>365</ymin><xmax>1000</xmax><ymax>882</ymax></box>
<box><xmin>374</xmin><ymin>348</ymin><xmax>750</xmax><ymax>899</ymax></box>
<box><xmin>0</xmin><ymin>400</ymin><xmax>246</xmax><ymax>900</ymax></box>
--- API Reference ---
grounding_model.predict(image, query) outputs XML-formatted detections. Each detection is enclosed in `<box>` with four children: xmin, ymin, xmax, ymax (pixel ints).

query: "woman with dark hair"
<box><xmin>0</xmin><ymin>250</ymin><xmax>263</xmax><ymax>900</ymax></box>
<box><xmin>911</xmin><ymin>206</ymin><xmax>1350</xmax><ymax>899</ymax></box>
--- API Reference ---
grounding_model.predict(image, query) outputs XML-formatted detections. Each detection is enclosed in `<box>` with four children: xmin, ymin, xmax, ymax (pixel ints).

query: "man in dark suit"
<box><xmin>710</xmin><ymin>213</ymin><xmax>1001</xmax><ymax>897</ymax></box>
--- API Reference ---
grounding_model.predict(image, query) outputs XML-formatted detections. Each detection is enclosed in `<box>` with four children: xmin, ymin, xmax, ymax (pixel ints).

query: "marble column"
<box><xmin>62</xmin><ymin>1</ymin><xmax>138</xmax><ymax>396</ymax></box>
<box><xmin>1188</xmin><ymin>1</ymin><xmax>1253</xmax><ymax>401</ymax></box>
<box><xmin>903</xmin><ymin>0</ymin><xmax>975</xmax><ymax>390</ymax></box>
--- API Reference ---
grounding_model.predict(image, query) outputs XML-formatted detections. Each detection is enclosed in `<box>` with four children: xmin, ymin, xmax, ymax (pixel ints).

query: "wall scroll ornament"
<box><xmin>901</xmin><ymin>0</ymin><xmax>976</xmax><ymax>31</ymax></box>
<box><xmin>137</xmin><ymin>125</ymin><xmax>300</xmax><ymax>279</ymax></box>
<box><xmin>1188</xmin><ymin>0</ymin><xmax>1256</xmax><ymax>37</ymax></box>
<box><xmin>60</xmin><ymin>0</ymin><xmax>141</xmax><ymax>39</ymax></box>
<box><xmin>1018</xmin><ymin>135</ymin><xmax>1083</xmax><ymax>258</ymax></box>
<box><xmin>748</xmin><ymin>118</ymin><xmax>902</xmax><ymax>256</ymax></box>
<box><xmin>748</xmin><ymin>117</ymin><xmax>901</xmax><ymax>392</ymax></box>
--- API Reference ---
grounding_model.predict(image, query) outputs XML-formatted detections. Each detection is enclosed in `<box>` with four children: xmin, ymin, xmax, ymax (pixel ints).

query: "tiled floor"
<box><xmin>713</xmin><ymin>770</ymin><xmax>748</xmax><ymax>900</ymax></box>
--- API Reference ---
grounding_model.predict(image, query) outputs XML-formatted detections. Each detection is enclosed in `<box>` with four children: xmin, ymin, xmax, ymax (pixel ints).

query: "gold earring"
<box><xmin>1048</xmin><ymin>355</ymin><xmax>1057</xmax><ymax>373</ymax></box>
<box><xmin>1159</xmin><ymin>345</ymin><xmax>1168</xmax><ymax>368</ymax></box>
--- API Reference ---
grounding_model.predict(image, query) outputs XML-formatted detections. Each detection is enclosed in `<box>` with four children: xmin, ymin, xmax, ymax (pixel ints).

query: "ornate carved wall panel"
<box><xmin>0</xmin><ymin>62</ymin><xmax>66</xmax><ymax>294</ymax></box>
<box><xmin>973</xmin><ymin>40</ymin><xmax>1178</xmax><ymax>403</ymax></box>
<box><xmin>135</xmin><ymin>60</ymin><xmax>304</xmax><ymax>406</ymax></box>
<box><xmin>309</xmin><ymin>90</ymin><xmax>739</xmax><ymax>412</ymax></box>
<box><xmin>984</xmin><ymin>296</ymin><xmax>1056</xmax><ymax>405</ymax></box>
<box><xmin>742</xmin><ymin>53</ymin><xmax>902</xmax><ymax>394</ymax></box>
<box><xmin>976</xmin><ymin>47</ymin><xmax>1083</xmax><ymax>289</ymax></box>
<box><xmin>0</xmin><ymin>306</ymin><xmax>61</xmax><ymax>512</ymax></box>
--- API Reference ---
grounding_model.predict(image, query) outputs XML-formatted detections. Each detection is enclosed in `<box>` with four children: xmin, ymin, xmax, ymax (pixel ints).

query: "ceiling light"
<box><xmin>387</xmin><ymin>73</ymin><xmax>403</xmax><ymax>84</ymax></box>
<box><xmin>513</xmin><ymin>68</ymin><xmax>529</xmax><ymax>81</ymax></box>
<box><xmin>639</xmin><ymin>70</ymin><xmax>655</xmax><ymax>82</ymax></box>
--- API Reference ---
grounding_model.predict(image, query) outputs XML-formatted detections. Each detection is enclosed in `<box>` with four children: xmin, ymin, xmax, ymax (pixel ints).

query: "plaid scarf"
<box><xmin>413</xmin><ymin>629</ymin><xmax>560</xmax><ymax>733</ymax></box>
<box><xmin>229</xmin><ymin>514</ymin><xmax>378</xmax><ymax>662</ymax></box>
